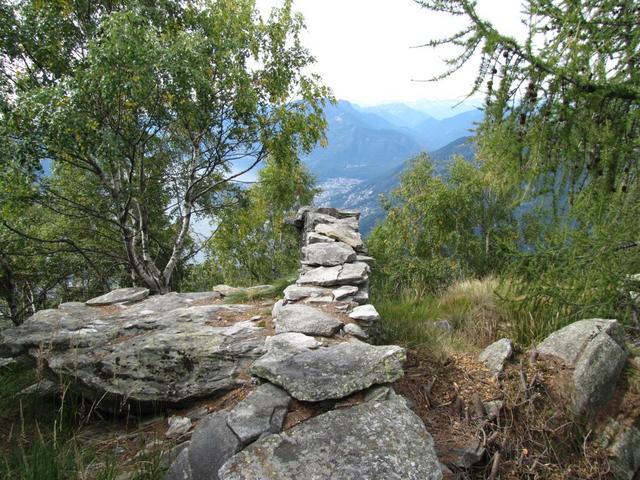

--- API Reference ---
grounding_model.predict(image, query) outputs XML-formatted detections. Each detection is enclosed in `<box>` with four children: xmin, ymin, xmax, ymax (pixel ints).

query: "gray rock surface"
<box><xmin>219</xmin><ymin>397</ymin><xmax>442</xmax><ymax>480</ymax></box>
<box><xmin>251</xmin><ymin>339</ymin><xmax>405</xmax><ymax>401</ymax></box>
<box><xmin>86</xmin><ymin>287</ymin><xmax>150</xmax><ymax>306</ymax></box>
<box><xmin>227</xmin><ymin>383</ymin><xmax>291</xmax><ymax>445</ymax></box>
<box><xmin>297</xmin><ymin>262</ymin><xmax>369</xmax><ymax>287</ymax></box>
<box><xmin>164</xmin><ymin>447</ymin><xmax>193</xmax><ymax>480</ymax></box>
<box><xmin>274</xmin><ymin>304</ymin><xmax>343</xmax><ymax>337</ymax></box>
<box><xmin>572</xmin><ymin>331</ymin><xmax>627</xmax><ymax>412</ymax></box>
<box><xmin>536</xmin><ymin>318</ymin><xmax>625</xmax><ymax>366</ymax></box>
<box><xmin>301</xmin><ymin>242</ymin><xmax>356</xmax><ymax>267</ymax></box>
<box><xmin>0</xmin><ymin>293</ymin><xmax>266</xmax><ymax>409</ymax></box>
<box><xmin>187</xmin><ymin>412</ymin><xmax>240</xmax><ymax>480</ymax></box>
<box><xmin>478</xmin><ymin>338</ymin><xmax>514</xmax><ymax>374</ymax></box>
<box><xmin>604</xmin><ymin>421</ymin><xmax>640</xmax><ymax>479</ymax></box>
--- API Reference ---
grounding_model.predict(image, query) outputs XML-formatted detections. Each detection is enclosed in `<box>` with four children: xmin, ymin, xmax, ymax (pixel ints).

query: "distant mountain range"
<box><xmin>303</xmin><ymin>100</ymin><xmax>480</xmax><ymax>233</ymax></box>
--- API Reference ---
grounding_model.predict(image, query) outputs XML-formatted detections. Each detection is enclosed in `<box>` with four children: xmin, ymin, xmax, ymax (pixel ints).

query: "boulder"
<box><xmin>478</xmin><ymin>338</ymin><xmax>513</xmax><ymax>374</ymax></box>
<box><xmin>219</xmin><ymin>397</ymin><xmax>442</xmax><ymax>480</ymax></box>
<box><xmin>274</xmin><ymin>304</ymin><xmax>343</xmax><ymax>337</ymax></box>
<box><xmin>536</xmin><ymin>318</ymin><xmax>625</xmax><ymax>367</ymax></box>
<box><xmin>301</xmin><ymin>242</ymin><xmax>356</xmax><ymax>267</ymax></box>
<box><xmin>572</xmin><ymin>331</ymin><xmax>627</xmax><ymax>412</ymax></box>
<box><xmin>86</xmin><ymin>287</ymin><xmax>149</xmax><ymax>306</ymax></box>
<box><xmin>536</xmin><ymin>319</ymin><xmax>628</xmax><ymax>412</ymax></box>
<box><xmin>251</xmin><ymin>339</ymin><xmax>405</xmax><ymax>402</ymax></box>
<box><xmin>226</xmin><ymin>383</ymin><xmax>291</xmax><ymax>445</ymax></box>
<box><xmin>297</xmin><ymin>262</ymin><xmax>369</xmax><ymax>287</ymax></box>
<box><xmin>164</xmin><ymin>447</ymin><xmax>193</xmax><ymax>480</ymax></box>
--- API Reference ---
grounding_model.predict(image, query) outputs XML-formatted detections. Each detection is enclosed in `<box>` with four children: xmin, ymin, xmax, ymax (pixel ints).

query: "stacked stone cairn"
<box><xmin>165</xmin><ymin>207</ymin><xmax>443</xmax><ymax>479</ymax></box>
<box><xmin>282</xmin><ymin>206</ymin><xmax>379</xmax><ymax>338</ymax></box>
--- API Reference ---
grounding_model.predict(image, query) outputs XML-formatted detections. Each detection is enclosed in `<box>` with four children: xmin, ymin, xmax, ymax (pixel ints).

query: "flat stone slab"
<box><xmin>0</xmin><ymin>293</ymin><xmax>266</xmax><ymax>410</ymax></box>
<box><xmin>219</xmin><ymin>397</ymin><xmax>442</xmax><ymax>480</ymax></box>
<box><xmin>297</xmin><ymin>262</ymin><xmax>369</xmax><ymax>287</ymax></box>
<box><xmin>86</xmin><ymin>287</ymin><xmax>149</xmax><ymax>306</ymax></box>
<box><xmin>283</xmin><ymin>285</ymin><xmax>332</xmax><ymax>302</ymax></box>
<box><xmin>274</xmin><ymin>304</ymin><xmax>343</xmax><ymax>337</ymax></box>
<box><xmin>301</xmin><ymin>242</ymin><xmax>356</xmax><ymax>267</ymax></box>
<box><xmin>251</xmin><ymin>339</ymin><xmax>406</xmax><ymax>402</ymax></box>
<box><xmin>332</xmin><ymin>285</ymin><xmax>358</xmax><ymax>300</ymax></box>
<box><xmin>315</xmin><ymin>223</ymin><xmax>363</xmax><ymax>249</ymax></box>
<box><xmin>265</xmin><ymin>333</ymin><xmax>322</xmax><ymax>355</ymax></box>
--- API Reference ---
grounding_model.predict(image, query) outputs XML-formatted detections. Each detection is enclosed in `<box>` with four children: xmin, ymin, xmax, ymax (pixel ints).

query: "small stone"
<box><xmin>344</xmin><ymin>323</ymin><xmax>368</xmax><ymax>339</ymax></box>
<box><xmin>315</xmin><ymin>223</ymin><xmax>364</xmax><ymax>249</ymax></box>
<box><xmin>19</xmin><ymin>379</ymin><xmax>57</xmax><ymax>397</ymax></box>
<box><xmin>249</xmin><ymin>315</ymin><xmax>262</xmax><ymax>322</ymax></box>
<box><xmin>433</xmin><ymin>320</ymin><xmax>454</xmax><ymax>334</ymax></box>
<box><xmin>303</xmin><ymin>296</ymin><xmax>334</xmax><ymax>304</ymax></box>
<box><xmin>483</xmin><ymin>400</ymin><xmax>503</xmax><ymax>418</ymax></box>
<box><xmin>349</xmin><ymin>304</ymin><xmax>380</xmax><ymax>323</ymax></box>
<box><xmin>478</xmin><ymin>338</ymin><xmax>513</xmax><ymax>374</ymax></box>
<box><xmin>166</xmin><ymin>416</ymin><xmax>192</xmax><ymax>439</ymax></box>
<box><xmin>604</xmin><ymin>420</ymin><xmax>640</xmax><ymax>479</ymax></box>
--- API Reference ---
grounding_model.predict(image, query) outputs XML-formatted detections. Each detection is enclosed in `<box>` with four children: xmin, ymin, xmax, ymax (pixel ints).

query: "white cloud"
<box><xmin>257</xmin><ymin>0</ymin><xmax>528</xmax><ymax>105</ymax></box>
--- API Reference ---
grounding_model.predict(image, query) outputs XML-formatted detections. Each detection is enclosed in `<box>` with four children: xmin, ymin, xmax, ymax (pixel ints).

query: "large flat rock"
<box><xmin>219</xmin><ymin>397</ymin><xmax>442</xmax><ymax>480</ymax></box>
<box><xmin>0</xmin><ymin>292</ymin><xmax>266</xmax><ymax>410</ymax></box>
<box><xmin>274</xmin><ymin>304</ymin><xmax>343</xmax><ymax>337</ymax></box>
<box><xmin>251</xmin><ymin>339</ymin><xmax>405</xmax><ymax>402</ymax></box>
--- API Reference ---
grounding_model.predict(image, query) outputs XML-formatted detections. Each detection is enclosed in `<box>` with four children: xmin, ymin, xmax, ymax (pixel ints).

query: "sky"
<box><xmin>256</xmin><ymin>0</ymin><xmax>527</xmax><ymax>106</ymax></box>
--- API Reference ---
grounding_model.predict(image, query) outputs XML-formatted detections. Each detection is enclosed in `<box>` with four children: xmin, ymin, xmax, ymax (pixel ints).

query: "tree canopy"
<box><xmin>414</xmin><ymin>0</ymin><xmax>640</xmax><ymax>332</ymax></box>
<box><xmin>1</xmin><ymin>0</ymin><xmax>330</xmax><ymax>294</ymax></box>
